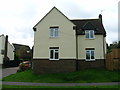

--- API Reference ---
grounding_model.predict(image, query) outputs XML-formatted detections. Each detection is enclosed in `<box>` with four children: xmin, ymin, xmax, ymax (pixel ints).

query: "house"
<box><xmin>32</xmin><ymin>7</ymin><xmax>106</xmax><ymax>74</ymax></box>
<box><xmin>0</xmin><ymin>34</ymin><xmax>14</xmax><ymax>65</ymax></box>
<box><xmin>13</xmin><ymin>43</ymin><xmax>32</xmax><ymax>60</ymax></box>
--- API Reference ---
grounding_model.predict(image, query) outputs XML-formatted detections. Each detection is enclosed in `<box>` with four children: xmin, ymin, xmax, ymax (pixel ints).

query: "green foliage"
<box><xmin>2</xmin><ymin>69</ymin><xmax>120</xmax><ymax>83</ymax></box>
<box><xmin>18</xmin><ymin>63</ymin><xmax>26</xmax><ymax>72</ymax></box>
<box><xmin>14</xmin><ymin>46</ymin><xmax>30</xmax><ymax>60</ymax></box>
<box><xmin>107</xmin><ymin>41</ymin><xmax>120</xmax><ymax>53</ymax></box>
<box><xmin>17</xmin><ymin>62</ymin><xmax>31</xmax><ymax>72</ymax></box>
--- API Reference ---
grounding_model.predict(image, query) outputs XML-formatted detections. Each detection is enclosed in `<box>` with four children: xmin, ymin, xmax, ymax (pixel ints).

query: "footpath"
<box><xmin>2</xmin><ymin>81</ymin><xmax>119</xmax><ymax>86</ymax></box>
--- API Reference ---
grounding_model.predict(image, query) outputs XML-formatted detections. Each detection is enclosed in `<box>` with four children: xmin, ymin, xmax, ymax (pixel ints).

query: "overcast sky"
<box><xmin>0</xmin><ymin>0</ymin><xmax>119</xmax><ymax>48</ymax></box>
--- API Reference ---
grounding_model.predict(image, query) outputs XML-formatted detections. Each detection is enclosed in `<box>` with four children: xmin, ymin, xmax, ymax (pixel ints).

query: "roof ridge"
<box><xmin>70</xmin><ymin>18</ymin><xmax>99</xmax><ymax>21</ymax></box>
<box><xmin>12</xmin><ymin>43</ymin><xmax>30</xmax><ymax>47</ymax></box>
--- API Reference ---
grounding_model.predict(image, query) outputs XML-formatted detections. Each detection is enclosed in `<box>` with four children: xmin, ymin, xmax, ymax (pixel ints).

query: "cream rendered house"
<box><xmin>0</xmin><ymin>34</ymin><xmax>14</xmax><ymax>65</ymax></box>
<box><xmin>33</xmin><ymin>7</ymin><xmax>106</xmax><ymax>74</ymax></box>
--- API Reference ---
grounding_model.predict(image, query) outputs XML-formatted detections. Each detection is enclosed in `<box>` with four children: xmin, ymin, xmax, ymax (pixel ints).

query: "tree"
<box><xmin>107</xmin><ymin>41</ymin><xmax>120</xmax><ymax>53</ymax></box>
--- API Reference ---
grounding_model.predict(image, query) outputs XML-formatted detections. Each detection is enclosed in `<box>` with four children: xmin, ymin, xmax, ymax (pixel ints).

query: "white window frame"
<box><xmin>50</xmin><ymin>27</ymin><xmax>59</xmax><ymax>37</ymax></box>
<box><xmin>85</xmin><ymin>50</ymin><xmax>95</xmax><ymax>61</ymax></box>
<box><xmin>49</xmin><ymin>48</ymin><xmax>59</xmax><ymax>60</ymax></box>
<box><xmin>85</xmin><ymin>30</ymin><xmax>95</xmax><ymax>39</ymax></box>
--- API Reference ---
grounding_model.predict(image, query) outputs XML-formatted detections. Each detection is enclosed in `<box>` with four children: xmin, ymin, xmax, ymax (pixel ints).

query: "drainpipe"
<box><xmin>75</xmin><ymin>29</ymin><xmax>78</xmax><ymax>71</ymax></box>
<box><xmin>103</xmin><ymin>35</ymin><xmax>106</xmax><ymax>68</ymax></box>
<box><xmin>99</xmin><ymin>14</ymin><xmax>106</xmax><ymax>68</ymax></box>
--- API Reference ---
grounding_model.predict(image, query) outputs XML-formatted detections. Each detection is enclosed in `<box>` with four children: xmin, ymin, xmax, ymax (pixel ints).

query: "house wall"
<box><xmin>33</xmin><ymin>8</ymin><xmax>76</xmax><ymax>59</ymax></box>
<box><xmin>7</xmin><ymin>42</ymin><xmax>14</xmax><ymax>60</ymax></box>
<box><xmin>0</xmin><ymin>35</ymin><xmax>5</xmax><ymax>64</ymax></box>
<box><xmin>0</xmin><ymin>35</ymin><xmax>14</xmax><ymax>64</ymax></box>
<box><xmin>77</xmin><ymin>35</ymin><xmax>106</xmax><ymax>59</ymax></box>
<box><xmin>33</xmin><ymin>8</ymin><xmax>76</xmax><ymax>74</ymax></box>
<box><xmin>33</xmin><ymin>59</ymin><xmax>76</xmax><ymax>74</ymax></box>
<box><xmin>77</xmin><ymin>35</ymin><xmax>106</xmax><ymax>69</ymax></box>
<box><xmin>33</xmin><ymin>7</ymin><xmax>107</xmax><ymax>73</ymax></box>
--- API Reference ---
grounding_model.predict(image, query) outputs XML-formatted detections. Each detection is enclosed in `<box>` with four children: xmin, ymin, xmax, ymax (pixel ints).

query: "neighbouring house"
<box><xmin>13</xmin><ymin>43</ymin><xmax>32</xmax><ymax>61</ymax></box>
<box><xmin>0</xmin><ymin>34</ymin><xmax>14</xmax><ymax>65</ymax></box>
<box><xmin>32</xmin><ymin>7</ymin><xmax>106</xmax><ymax>74</ymax></box>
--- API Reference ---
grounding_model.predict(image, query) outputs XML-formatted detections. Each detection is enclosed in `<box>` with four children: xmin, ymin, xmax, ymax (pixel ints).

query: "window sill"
<box><xmin>49</xmin><ymin>59</ymin><xmax>59</xmax><ymax>60</ymax></box>
<box><xmin>85</xmin><ymin>38</ymin><xmax>95</xmax><ymax>40</ymax></box>
<box><xmin>49</xmin><ymin>37</ymin><xmax>59</xmax><ymax>38</ymax></box>
<box><xmin>85</xmin><ymin>59</ymin><xmax>95</xmax><ymax>61</ymax></box>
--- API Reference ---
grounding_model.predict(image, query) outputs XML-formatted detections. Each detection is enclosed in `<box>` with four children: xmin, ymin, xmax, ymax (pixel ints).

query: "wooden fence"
<box><xmin>106</xmin><ymin>48</ymin><xmax>120</xmax><ymax>70</ymax></box>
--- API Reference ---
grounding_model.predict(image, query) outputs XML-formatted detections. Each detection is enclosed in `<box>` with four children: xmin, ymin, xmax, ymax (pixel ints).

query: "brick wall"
<box><xmin>77</xmin><ymin>59</ymin><xmax>105</xmax><ymax>69</ymax></box>
<box><xmin>32</xmin><ymin>59</ymin><xmax>76</xmax><ymax>74</ymax></box>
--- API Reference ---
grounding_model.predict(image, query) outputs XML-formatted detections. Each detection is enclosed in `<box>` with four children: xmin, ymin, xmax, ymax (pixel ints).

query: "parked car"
<box><xmin>17</xmin><ymin>61</ymin><xmax>31</xmax><ymax>72</ymax></box>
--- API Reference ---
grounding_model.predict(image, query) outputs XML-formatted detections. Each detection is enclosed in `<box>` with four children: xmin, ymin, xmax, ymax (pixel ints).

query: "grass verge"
<box><xmin>2</xmin><ymin>69</ymin><xmax>120</xmax><ymax>83</ymax></box>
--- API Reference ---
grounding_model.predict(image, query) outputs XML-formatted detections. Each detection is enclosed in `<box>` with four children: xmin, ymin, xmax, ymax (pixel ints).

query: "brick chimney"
<box><xmin>99</xmin><ymin>14</ymin><xmax>102</xmax><ymax>23</ymax></box>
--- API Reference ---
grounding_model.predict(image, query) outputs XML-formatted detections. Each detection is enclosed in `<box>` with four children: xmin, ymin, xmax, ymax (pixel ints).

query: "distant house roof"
<box><xmin>13</xmin><ymin>43</ymin><xmax>32</xmax><ymax>60</ymax></box>
<box><xmin>0</xmin><ymin>34</ymin><xmax>4</xmax><ymax>37</ymax></box>
<box><xmin>71</xmin><ymin>18</ymin><xmax>106</xmax><ymax>36</ymax></box>
<box><xmin>12</xmin><ymin>43</ymin><xmax>30</xmax><ymax>51</ymax></box>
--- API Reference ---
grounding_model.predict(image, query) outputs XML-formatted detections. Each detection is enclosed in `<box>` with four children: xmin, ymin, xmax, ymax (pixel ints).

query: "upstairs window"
<box><xmin>50</xmin><ymin>27</ymin><xmax>59</xmax><ymax>37</ymax></box>
<box><xmin>49</xmin><ymin>47</ymin><xmax>59</xmax><ymax>60</ymax></box>
<box><xmin>85</xmin><ymin>30</ymin><xmax>94</xmax><ymax>39</ymax></box>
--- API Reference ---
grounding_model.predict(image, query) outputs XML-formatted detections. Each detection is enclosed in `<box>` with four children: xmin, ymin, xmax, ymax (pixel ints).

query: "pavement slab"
<box><xmin>2</xmin><ymin>82</ymin><xmax>120</xmax><ymax>86</ymax></box>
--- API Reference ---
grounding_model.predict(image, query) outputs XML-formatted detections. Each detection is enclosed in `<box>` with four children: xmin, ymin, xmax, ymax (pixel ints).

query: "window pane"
<box><xmin>50</xmin><ymin>50</ymin><xmax>54</xmax><ymax>59</ymax></box>
<box><xmin>85</xmin><ymin>31</ymin><xmax>89</xmax><ymax>38</ymax></box>
<box><xmin>55</xmin><ymin>49</ymin><xmax>58</xmax><ymax>52</ymax></box>
<box><xmin>86</xmin><ymin>51</ymin><xmax>90</xmax><ymax>59</ymax></box>
<box><xmin>55</xmin><ymin>29</ymin><xmax>58</xmax><ymax>37</ymax></box>
<box><xmin>90</xmin><ymin>31</ymin><xmax>94</xmax><ymax>38</ymax></box>
<box><xmin>55</xmin><ymin>52</ymin><xmax>58</xmax><ymax>59</ymax></box>
<box><xmin>50</xmin><ymin>28</ymin><xmax>58</xmax><ymax>37</ymax></box>
<box><xmin>91</xmin><ymin>51</ymin><xmax>94</xmax><ymax>59</ymax></box>
<box><xmin>50</xmin><ymin>29</ymin><xmax>54</xmax><ymax>37</ymax></box>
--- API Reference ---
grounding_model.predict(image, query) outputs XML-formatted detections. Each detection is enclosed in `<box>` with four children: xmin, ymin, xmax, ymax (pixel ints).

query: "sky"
<box><xmin>0</xmin><ymin>0</ymin><xmax>119</xmax><ymax>48</ymax></box>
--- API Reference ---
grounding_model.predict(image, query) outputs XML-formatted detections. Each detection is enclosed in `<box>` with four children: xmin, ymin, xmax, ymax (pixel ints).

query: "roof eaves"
<box><xmin>33</xmin><ymin>7</ymin><xmax>55</xmax><ymax>28</ymax></box>
<box><xmin>70</xmin><ymin>18</ymin><xmax>99</xmax><ymax>21</ymax></box>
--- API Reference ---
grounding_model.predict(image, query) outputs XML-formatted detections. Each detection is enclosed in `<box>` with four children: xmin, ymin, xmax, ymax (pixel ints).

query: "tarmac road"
<box><xmin>2</xmin><ymin>66</ymin><xmax>19</xmax><ymax>78</ymax></box>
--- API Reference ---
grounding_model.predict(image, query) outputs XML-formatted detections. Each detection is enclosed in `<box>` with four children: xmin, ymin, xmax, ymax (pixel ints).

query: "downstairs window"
<box><xmin>49</xmin><ymin>47</ymin><xmax>59</xmax><ymax>60</ymax></box>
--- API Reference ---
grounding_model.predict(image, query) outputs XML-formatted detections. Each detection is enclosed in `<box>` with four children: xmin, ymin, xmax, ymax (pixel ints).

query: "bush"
<box><xmin>17</xmin><ymin>61</ymin><xmax>31</xmax><ymax>72</ymax></box>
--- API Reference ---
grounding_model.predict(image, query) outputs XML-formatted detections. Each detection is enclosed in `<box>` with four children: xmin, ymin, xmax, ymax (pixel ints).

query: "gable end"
<box><xmin>33</xmin><ymin>7</ymin><xmax>75</xmax><ymax>30</ymax></box>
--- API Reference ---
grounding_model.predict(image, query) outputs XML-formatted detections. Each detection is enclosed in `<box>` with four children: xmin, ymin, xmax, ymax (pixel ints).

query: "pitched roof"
<box><xmin>12</xmin><ymin>43</ymin><xmax>30</xmax><ymax>51</ymax></box>
<box><xmin>33</xmin><ymin>6</ymin><xmax>106</xmax><ymax>36</ymax></box>
<box><xmin>71</xmin><ymin>19</ymin><xmax>106</xmax><ymax>36</ymax></box>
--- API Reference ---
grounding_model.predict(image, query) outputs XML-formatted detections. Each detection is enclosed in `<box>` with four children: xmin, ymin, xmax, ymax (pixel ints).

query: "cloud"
<box><xmin>0</xmin><ymin>0</ymin><xmax>119</xmax><ymax>47</ymax></box>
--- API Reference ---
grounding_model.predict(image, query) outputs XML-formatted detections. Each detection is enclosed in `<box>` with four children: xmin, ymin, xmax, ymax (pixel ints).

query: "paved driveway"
<box><xmin>2</xmin><ymin>67</ymin><xmax>19</xmax><ymax>78</ymax></box>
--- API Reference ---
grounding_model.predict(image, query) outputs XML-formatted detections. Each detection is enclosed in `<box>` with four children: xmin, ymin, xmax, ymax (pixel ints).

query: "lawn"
<box><xmin>2</xmin><ymin>69</ymin><xmax>120</xmax><ymax>83</ymax></box>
